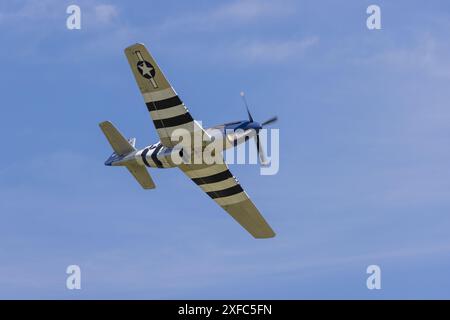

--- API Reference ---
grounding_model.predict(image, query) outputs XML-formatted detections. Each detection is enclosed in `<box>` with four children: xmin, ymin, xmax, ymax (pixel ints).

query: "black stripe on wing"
<box><xmin>206</xmin><ymin>185</ymin><xmax>244</xmax><ymax>199</ymax></box>
<box><xmin>153</xmin><ymin>113</ymin><xmax>194</xmax><ymax>129</ymax></box>
<box><xmin>191</xmin><ymin>170</ymin><xmax>233</xmax><ymax>185</ymax></box>
<box><xmin>146</xmin><ymin>96</ymin><xmax>183</xmax><ymax>111</ymax></box>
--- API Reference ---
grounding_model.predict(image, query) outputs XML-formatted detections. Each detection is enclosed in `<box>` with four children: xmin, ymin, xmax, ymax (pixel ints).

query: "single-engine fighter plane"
<box><xmin>99</xmin><ymin>43</ymin><xmax>277</xmax><ymax>238</ymax></box>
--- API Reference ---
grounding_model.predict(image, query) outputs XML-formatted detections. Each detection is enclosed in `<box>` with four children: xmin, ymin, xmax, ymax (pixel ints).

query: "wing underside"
<box><xmin>124</xmin><ymin>43</ymin><xmax>207</xmax><ymax>148</ymax></box>
<box><xmin>179</xmin><ymin>162</ymin><xmax>275</xmax><ymax>238</ymax></box>
<box><xmin>124</xmin><ymin>43</ymin><xmax>274</xmax><ymax>238</ymax></box>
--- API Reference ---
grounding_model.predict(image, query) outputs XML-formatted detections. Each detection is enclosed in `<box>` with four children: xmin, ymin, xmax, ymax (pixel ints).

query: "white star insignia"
<box><xmin>139</xmin><ymin>63</ymin><xmax>154</xmax><ymax>77</ymax></box>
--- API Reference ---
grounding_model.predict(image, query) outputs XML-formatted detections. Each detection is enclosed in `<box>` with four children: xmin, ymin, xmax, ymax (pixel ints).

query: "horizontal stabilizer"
<box><xmin>99</xmin><ymin>121</ymin><xmax>135</xmax><ymax>156</ymax></box>
<box><xmin>99</xmin><ymin>120</ymin><xmax>156</xmax><ymax>189</ymax></box>
<box><xmin>126</xmin><ymin>163</ymin><xmax>156</xmax><ymax>189</ymax></box>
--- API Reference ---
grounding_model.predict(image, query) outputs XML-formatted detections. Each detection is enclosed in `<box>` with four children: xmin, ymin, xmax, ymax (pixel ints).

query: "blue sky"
<box><xmin>1</xmin><ymin>0</ymin><xmax>450</xmax><ymax>299</ymax></box>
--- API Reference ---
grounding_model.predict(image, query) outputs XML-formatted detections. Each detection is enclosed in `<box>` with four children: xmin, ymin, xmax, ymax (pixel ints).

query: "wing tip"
<box><xmin>124</xmin><ymin>42</ymin><xmax>146</xmax><ymax>53</ymax></box>
<box><xmin>250</xmin><ymin>224</ymin><xmax>276</xmax><ymax>238</ymax></box>
<box><xmin>254</xmin><ymin>230</ymin><xmax>276</xmax><ymax>239</ymax></box>
<box><xmin>99</xmin><ymin>120</ymin><xmax>112</xmax><ymax>128</ymax></box>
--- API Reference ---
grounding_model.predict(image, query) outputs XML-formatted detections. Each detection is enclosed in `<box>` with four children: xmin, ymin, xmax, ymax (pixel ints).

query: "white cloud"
<box><xmin>183</xmin><ymin>36</ymin><xmax>318</xmax><ymax>65</ymax></box>
<box><xmin>211</xmin><ymin>0</ymin><xmax>293</xmax><ymax>21</ymax></box>
<box><xmin>159</xmin><ymin>0</ymin><xmax>294</xmax><ymax>33</ymax></box>
<box><xmin>0</xmin><ymin>0</ymin><xmax>60</xmax><ymax>22</ymax></box>
<box><xmin>230</xmin><ymin>36</ymin><xmax>319</xmax><ymax>63</ymax></box>
<box><xmin>357</xmin><ymin>34</ymin><xmax>450</xmax><ymax>79</ymax></box>
<box><xmin>0</xmin><ymin>1</ymin><xmax>125</xmax><ymax>61</ymax></box>
<box><xmin>160</xmin><ymin>36</ymin><xmax>319</xmax><ymax>66</ymax></box>
<box><xmin>0</xmin><ymin>1</ymin><xmax>119</xmax><ymax>26</ymax></box>
<box><xmin>93</xmin><ymin>4</ymin><xmax>119</xmax><ymax>24</ymax></box>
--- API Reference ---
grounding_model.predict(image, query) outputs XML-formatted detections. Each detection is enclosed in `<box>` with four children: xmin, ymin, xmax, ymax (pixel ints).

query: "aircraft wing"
<box><xmin>179</xmin><ymin>162</ymin><xmax>276</xmax><ymax>238</ymax></box>
<box><xmin>124</xmin><ymin>43</ymin><xmax>207</xmax><ymax>148</ymax></box>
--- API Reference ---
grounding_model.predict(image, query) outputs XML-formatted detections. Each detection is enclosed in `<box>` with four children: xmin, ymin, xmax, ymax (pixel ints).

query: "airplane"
<box><xmin>99</xmin><ymin>43</ymin><xmax>277</xmax><ymax>238</ymax></box>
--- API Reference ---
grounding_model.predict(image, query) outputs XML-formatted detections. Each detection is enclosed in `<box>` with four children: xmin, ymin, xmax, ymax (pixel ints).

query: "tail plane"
<box><xmin>99</xmin><ymin>121</ymin><xmax>156</xmax><ymax>189</ymax></box>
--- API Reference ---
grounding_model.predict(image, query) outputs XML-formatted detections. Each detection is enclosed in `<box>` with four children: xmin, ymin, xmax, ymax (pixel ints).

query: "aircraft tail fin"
<box><xmin>99</xmin><ymin>121</ymin><xmax>156</xmax><ymax>189</ymax></box>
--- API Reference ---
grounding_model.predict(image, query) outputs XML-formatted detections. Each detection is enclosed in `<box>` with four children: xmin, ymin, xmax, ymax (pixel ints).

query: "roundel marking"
<box><xmin>137</xmin><ymin>60</ymin><xmax>156</xmax><ymax>79</ymax></box>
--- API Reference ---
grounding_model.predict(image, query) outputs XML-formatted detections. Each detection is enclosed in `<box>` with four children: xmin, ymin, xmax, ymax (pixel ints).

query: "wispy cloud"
<box><xmin>151</xmin><ymin>0</ymin><xmax>314</xmax><ymax>66</ymax></box>
<box><xmin>357</xmin><ymin>33</ymin><xmax>450</xmax><ymax>79</ymax></box>
<box><xmin>0</xmin><ymin>0</ymin><xmax>126</xmax><ymax>61</ymax></box>
<box><xmin>209</xmin><ymin>0</ymin><xmax>293</xmax><ymax>22</ymax></box>
<box><xmin>169</xmin><ymin>36</ymin><xmax>319</xmax><ymax>66</ymax></box>
<box><xmin>228</xmin><ymin>36</ymin><xmax>319</xmax><ymax>64</ymax></box>
<box><xmin>0</xmin><ymin>0</ymin><xmax>308</xmax><ymax>66</ymax></box>
<box><xmin>93</xmin><ymin>4</ymin><xmax>119</xmax><ymax>24</ymax></box>
<box><xmin>0</xmin><ymin>0</ymin><xmax>120</xmax><ymax>27</ymax></box>
<box><xmin>159</xmin><ymin>0</ymin><xmax>295</xmax><ymax>33</ymax></box>
<box><xmin>0</xmin><ymin>0</ymin><xmax>60</xmax><ymax>21</ymax></box>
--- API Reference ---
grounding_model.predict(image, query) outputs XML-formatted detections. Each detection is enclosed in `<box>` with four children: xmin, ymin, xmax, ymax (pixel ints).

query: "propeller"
<box><xmin>240</xmin><ymin>91</ymin><xmax>278</xmax><ymax>166</ymax></box>
<box><xmin>261</xmin><ymin>116</ymin><xmax>278</xmax><ymax>126</ymax></box>
<box><xmin>240</xmin><ymin>91</ymin><xmax>254</xmax><ymax>122</ymax></box>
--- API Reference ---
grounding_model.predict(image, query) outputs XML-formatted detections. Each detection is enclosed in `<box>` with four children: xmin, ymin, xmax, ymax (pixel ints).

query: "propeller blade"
<box><xmin>240</xmin><ymin>91</ymin><xmax>254</xmax><ymax>122</ymax></box>
<box><xmin>261</xmin><ymin>116</ymin><xmax>278</xmax><ymax>127</ymax></box>
<box><xmin>256</xmin><ymin>133</ymin><xmax>268</xmax><ymax>166</ymax></box>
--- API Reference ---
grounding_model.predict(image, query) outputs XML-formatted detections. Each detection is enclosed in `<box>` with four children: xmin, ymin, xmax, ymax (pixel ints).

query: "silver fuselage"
<box><xmin>111</xmin><ymin>123</ymin><xmax>257</xmax><ymax>168</ymax></box>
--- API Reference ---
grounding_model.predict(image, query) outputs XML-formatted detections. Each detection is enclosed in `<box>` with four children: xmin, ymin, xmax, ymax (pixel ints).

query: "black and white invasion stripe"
<box><xmin>183</xmin><ymin>164</ymin><xmax>248</xmax><ymax>206</ymax></box>
<box><xmin>142</xmin><ymin>88</ymin><xmax>196</xmax><ymax>146</ymax></box>
<box><xmin>140</xmin><ymin>144</ymin><xmax>164</xmax><ymax>168</ymax></box>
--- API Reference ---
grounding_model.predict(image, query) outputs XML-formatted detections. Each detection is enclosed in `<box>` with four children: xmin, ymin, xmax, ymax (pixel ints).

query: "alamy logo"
<box><xmin>167</xmin><ymin>125</ymin><xmax>280</xmax><ymax>176</ymax></box>
<box><xmin>66</xmin><ymin>265</ymin><xmax>81</xmax><ymax>290</ymax></box>
<box><xmin>366</xmin><ymin>265</ymin><xmax>381</xmax><ymax>290</ymax></box>
<box><xmin>66</xmin><ymin>5</ymin><xmax>81</xmax><ymax>30</ymax></box>
<box><xmin>366</xmin><ymin>5</ymin><xmax>381</xmax><ymax>30</ymax></box>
